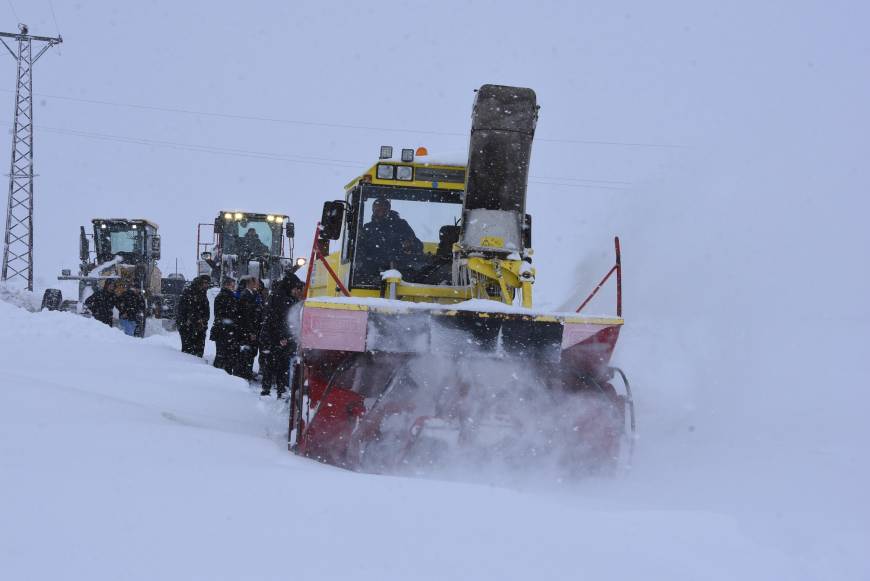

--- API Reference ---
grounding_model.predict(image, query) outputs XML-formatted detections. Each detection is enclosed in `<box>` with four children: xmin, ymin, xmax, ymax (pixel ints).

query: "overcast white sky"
<box><xmin>0</xmin><ymin>0</ymin><xmax>867</xmax><ymax>319</ymax></box>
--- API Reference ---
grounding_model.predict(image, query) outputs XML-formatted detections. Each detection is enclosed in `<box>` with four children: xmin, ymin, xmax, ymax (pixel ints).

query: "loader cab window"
<box><xmin>109</xmin><ymin>230</ymin><xmax>142</xmax><ymax>254</ymax></box>
<box><xmin>221</xmin><ymin>218</ymin><xmax>281</xmax><ymax>258</ymax></box>
<box><xmin>94</xmin><ymin>222</ymin><xmax>145</xmax><ymax>260</ymax></box>
<box><xmin>351</xmin><ymin>185</ymin><xmax>463</xmax><ymax>287</ymax></box>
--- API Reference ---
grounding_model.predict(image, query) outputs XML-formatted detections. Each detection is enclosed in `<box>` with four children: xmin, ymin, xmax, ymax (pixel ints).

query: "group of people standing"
<box><xmin>84</xmin><ymin>279</ymin><xmax>148</xmax><ymax>337</ymax></box>
<box><xmin>175</xmin><ymin>270</ymin><xmax>306</xmax><ymax>398</ymax></box>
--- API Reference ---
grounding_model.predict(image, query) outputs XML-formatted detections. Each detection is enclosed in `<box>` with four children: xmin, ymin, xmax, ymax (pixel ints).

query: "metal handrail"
<box><xmin>576</xmin><ymin>236</ymin><xmax>622</xmax><ymax>316</ymax></box>
<box><xmin>302</xmin><ymin>222</ymin><xmax>350</xmax><ymax>297</ymax></box>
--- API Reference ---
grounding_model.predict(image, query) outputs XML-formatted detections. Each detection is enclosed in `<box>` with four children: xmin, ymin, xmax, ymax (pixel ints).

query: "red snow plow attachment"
<box><xmin>289</xmin><ymin>299</ymin><xmax>634</xmax><ymax>476</ymax></box>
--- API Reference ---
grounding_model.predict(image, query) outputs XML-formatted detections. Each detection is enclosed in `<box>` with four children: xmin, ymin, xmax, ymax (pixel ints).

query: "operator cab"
<box><xmin>197</xmin><ymin>211</ymin><xmax>300</xmax><ymax>285</ymax></box>
<box><xmin>347</xmin><ymin>184</ymin><xmax>463</xmax><ymax>287</ymax></box>
<box><xmin>217</xmin><ymin>212</ymin><xmax>283</xmax><ymax>259</ymax></box>
<box><xmin>92</xmin><ymin>219</ymin><xmax>160</xmax><ymax>264</ymax></box>
<box><xmin>313</xmin><ymin>147</ymin><xmax>473</xmax><ymax>300</ymax></box>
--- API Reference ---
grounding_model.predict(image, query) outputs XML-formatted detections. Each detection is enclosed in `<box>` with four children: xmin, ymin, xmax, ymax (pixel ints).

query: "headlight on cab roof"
<box><xmin>234</xmin><ymin>212</ymin><xmax>244</xmax><ymax>220</ymax></box>
<box><xmin>223</xmin><ymin>212</ymin><xmax>233</xmax><ymax>220</ymax></box>
<box><xmin>396</xmin><ymin>165</ymin><xmax>413</xmax><ymax>181</ymax></box>
<box><xmin>377</xmin><ymin>164</ymin><xmax>395</xmax><ymax>180</ymax></box>
<box><xmin>266</xmin><ymin>215</ymin><xmax>275</xmax><ymax>222</ymax></box>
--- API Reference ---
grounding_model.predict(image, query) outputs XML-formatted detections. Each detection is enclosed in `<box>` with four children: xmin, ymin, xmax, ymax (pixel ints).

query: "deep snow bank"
<box><xmin>1</xmin><ymin>298</ymin><xmax>866</xmax><ymax>580</ymax></box>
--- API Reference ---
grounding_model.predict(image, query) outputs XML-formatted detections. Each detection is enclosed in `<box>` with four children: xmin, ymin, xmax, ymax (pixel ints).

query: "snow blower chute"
<box><xmin>290</xmin><ymin>84</ymin><xmax>634</xmax><ymax>476</ymax></box>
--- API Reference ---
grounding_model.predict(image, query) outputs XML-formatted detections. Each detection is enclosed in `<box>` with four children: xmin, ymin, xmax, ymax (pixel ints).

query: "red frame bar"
<box><xmin>576</xmin><ymin>236</ymin><xmax>622</xmax><ymax>316</ymax></box>
<box><xmin>302</xmin><ymin>222</ymin><xmax>351</xmax><ymax>298</ymax></box>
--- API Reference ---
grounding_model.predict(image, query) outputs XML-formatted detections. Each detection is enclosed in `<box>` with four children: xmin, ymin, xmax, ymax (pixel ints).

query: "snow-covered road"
<box><xmin>1</xmin><ymin>300</ymin><xmax>866</xmax><ymax>580</ymax></box>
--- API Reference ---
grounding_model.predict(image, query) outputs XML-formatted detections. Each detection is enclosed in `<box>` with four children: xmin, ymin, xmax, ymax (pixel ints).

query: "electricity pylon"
<box><xmin>0</xmin><ymin>24</ymin><xmax>62</xmax><ymax>290</ymax></box>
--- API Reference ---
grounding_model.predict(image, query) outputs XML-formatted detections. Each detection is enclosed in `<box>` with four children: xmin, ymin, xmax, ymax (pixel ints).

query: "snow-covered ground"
<box><xmin>2</xmin><ymin>296</ymin><xmax>867</xmax><ymax>580</ymax></box>
<box><xmin>2</xmin><ymin>3</ymin><xmax>869</xmax><ymax>578</ymax></box>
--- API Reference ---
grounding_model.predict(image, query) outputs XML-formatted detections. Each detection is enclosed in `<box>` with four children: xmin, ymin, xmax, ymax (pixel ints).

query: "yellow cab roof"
<box><xmin>344</xmin><ymin>154</ymin><xmax>467</xmax><ymax>192</ymax></box>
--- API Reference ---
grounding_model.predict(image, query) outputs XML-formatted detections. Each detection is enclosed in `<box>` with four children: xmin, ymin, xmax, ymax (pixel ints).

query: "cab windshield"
<box><xmin>221</xmin><ymin>218</ymin><xmax>282</xmax><ymax>257</ymax></box>
<box><xmin>351</xmin><ymin>185</ymin><xmax>463</xmax><ymax>287</ymax></box>
<box><xmin>95</xmin><ymin>222</ymin><xmax>144</xmax><ymax>258</ymax></box>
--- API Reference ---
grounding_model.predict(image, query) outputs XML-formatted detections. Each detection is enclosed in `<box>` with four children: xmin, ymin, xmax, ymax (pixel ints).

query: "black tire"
<box><xmin>41</xmin><ymin>288</ymin><xmax>63</xmax><ymax>311</ymax></box>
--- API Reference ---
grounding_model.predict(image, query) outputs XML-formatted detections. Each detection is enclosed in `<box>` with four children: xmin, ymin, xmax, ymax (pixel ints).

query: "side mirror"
<box><xmin>79</xmin><ymin>226</ymin><xmax>89</xmax><ymax>262</ymax></box>
<box><xmin>320</xmin><ymin>201</ymin><xmax>345</xmax><ymax>241</ymax></box>
<box><xmin>151</xmin><ymin>235</ymin><xmax>162</xmax><ymax>260</ymax></box>
<box><xmin>523</xmin><ymin>214</ymin><xmax>532</xmax><ymax>249</ymax></box>
<box><xmin>286</xmin><ymin>221</ymin><xmax>295</xmax><ymax>239</ymax></box>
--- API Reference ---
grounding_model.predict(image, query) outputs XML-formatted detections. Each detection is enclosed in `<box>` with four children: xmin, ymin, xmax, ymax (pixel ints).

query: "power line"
<box><xmin>47</xmin><ymin>0</ymin><xmax>61</xmax><ymax>36</ymax></box>
<box><xmin>35</xmin><ymin>125</ymin><xmax>364</xmax><ymax>169</ymax></box>
<box><xmin>5</xmin><ymin>0</ymin><xmax>19</xmax><ymax>22</ymax></box>
<box><xmin>530</xmin><ymin>173</ymin><xmax>632</xmax><ymax>185</ymax></box>
<box><xmin>10</xmin><ymin>89</ymin><xmax>685</xmax><ymax>149</ymax></box>
<box><xmin>21</xmin><ymin>123</ymin><xmax>632</xmax><ymax>191</ymax></box>
<box><xmin>528</xmin><ymin>178</ymin><xmax>628</xmax><ymax>191</ymax></box>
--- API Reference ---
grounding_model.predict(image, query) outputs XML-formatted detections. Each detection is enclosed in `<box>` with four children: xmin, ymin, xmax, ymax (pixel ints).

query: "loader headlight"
<box><xmin>295</xmin><ymin>257</ymin><xmax>307</xmax><ymax>267</ymax></box>
<box><xmin>401</xmin><ymin>148</ymin><xmax>414</xmax><ymax>162</ymax></box>
<box><xmin>377</xmin><ymin>164</ymin><xmax>395</xmax><ymax>180</ymax></box>
<box><xmin>100</xmin><ymin>223</ymin><xmax>107</xmax><ymax>229</ymax></box>
<box><xmin>266</xmin><ymin>215</ymin><xmax>275</xmax><ymax>222</ymax></box>
<box><xmin>379</xmin><ymin>145</ymin><xmax>393</xmax><ymax>160</ymax></box>
<box><xmin>224</xmin><ymin>212</ymin><xmax>233</xmax><ymax>220</ymax></box>
<box><xmin>396</xmin><ymin>165</ymin><xmax>413</xmax><ymax>181</ymax></box>
<box><xmin>233</xmin><ymin>212</ymin><xmax>244</xmax><ymax>220</ymax></box>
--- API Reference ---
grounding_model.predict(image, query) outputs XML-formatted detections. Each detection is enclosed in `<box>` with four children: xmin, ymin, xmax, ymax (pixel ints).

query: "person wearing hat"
<box><xmin>259</xmin><ymin>271</ymin><xmax>305</xmax><ymax>398</ymax></box>
<box><xmin>176</xmin><ymin>275</ymin><xmax>212</xmax><ymax>357</ymax></box>
<box><xmin>356</xmin><ymin>196</ymin><xmax>422</xmax><ymax>280</ymax></box>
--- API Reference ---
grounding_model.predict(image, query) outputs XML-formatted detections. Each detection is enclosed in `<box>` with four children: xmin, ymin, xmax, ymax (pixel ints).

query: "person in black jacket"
<box><xmin>256</xmin><ymin>282</ymin><xmax>272</xmax><ymax>384</ymax></box>
<box><xmin>233</xmin><ymin>276</ymin><xmax>263</xmax><ymax>380</ymax></box>
<box><xmin>115</xmin><ymin>281</ymin><xmax>147</xmax><ymax>337</ymax></box>
<box><xmin>176</xmin><ymin>275</ymin><xmax>211</xmax><ymax>357</ymax></box>
<box><xmin>356</xmin><ymin>197</ymin><xmax>422</xmax><ymax>279</ymax></box>
<box><xmin>84</xmin><ymin>279</ymin><xmax>116</xmax><ymax>327</ymax></box>
<box><xmin>259</xmin><ymin>272</ymin><xmax>305</xmax><ymax>398</ymax></box>
<box><xmin>210</xmin><ymin>277</ymin><xmax>238</xmax><ymax>373</ymax></box>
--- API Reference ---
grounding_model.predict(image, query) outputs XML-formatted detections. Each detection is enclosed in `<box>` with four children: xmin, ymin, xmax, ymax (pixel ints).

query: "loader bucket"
<box><xmin>292</xmin><ymin>299</ymin><xmax>628</xmax><ymax>475</ymax></box>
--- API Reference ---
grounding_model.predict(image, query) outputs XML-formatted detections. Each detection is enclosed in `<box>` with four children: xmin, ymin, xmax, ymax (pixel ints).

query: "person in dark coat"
<box><xmin>115</xmin><ymin>282</ymin><xmax>147</xmax><ymax>337</ymax></box>
<box><xmin>259</xmin><ymin>272</ymin><xmax>305</xmax><ymax>398</ymax></box>
<box><xmin>210</xmin><ymin>276</ymin><xmax>238</xmax><ymax>374</ymax></box>
<box><xmin>357</xmin><ymin>197</ymin><xmax>422</xmax><ymax>278</ymax></box>
<box><xmin>176</xmin><ymin>275</ymin><xmax>211</xmax><ymax>357</ymax></box>
<box><xmin>238</xmin><ymin>228</ymin><xmax>269</xmax><ymax>259</ymax></box>
<box><xmin>233</xmin><ymin>276</ymin><xmax>263</xmax><ymax>380</ymax></box>
<box><xmin>84</xmin><ymin>279</ymin><xmax>116</xmax><ymax>327</ymax></box>
<box><xmin>256</xmin><ymin>282</ymin><xmax>272</xmax><ymax>384</ymax></box>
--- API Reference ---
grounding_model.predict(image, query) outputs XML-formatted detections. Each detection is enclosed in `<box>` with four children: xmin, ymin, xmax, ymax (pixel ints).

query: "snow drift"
<box><xmin>2</xmin><ymin>293</ymin><xmax>867</xmax><ymax>580</ymax></box>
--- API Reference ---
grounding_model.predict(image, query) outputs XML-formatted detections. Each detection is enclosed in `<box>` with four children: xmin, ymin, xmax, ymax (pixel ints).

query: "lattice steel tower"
<box><xmin>0</xmin><ymin>24</ymin><xmax>62</xmax><ymax>290</ymax></box>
